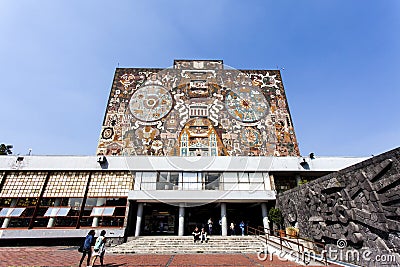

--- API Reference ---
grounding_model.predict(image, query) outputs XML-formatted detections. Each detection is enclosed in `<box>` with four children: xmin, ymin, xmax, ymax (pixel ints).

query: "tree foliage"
<box><xmin>268</xmin><ymin>207</ymin><xmax>283</xmax><ymax>229</ymax></box>
<box><xmin>0</xmin><ymin>144</ymin><xmax>13</xmax><ymax>155</ymax></box>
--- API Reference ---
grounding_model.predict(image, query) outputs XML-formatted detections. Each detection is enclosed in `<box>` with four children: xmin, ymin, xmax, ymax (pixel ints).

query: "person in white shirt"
<box><xmin>90</xmin><ymin>230</ymin><xmax>106</xmax><ymax>267</ymax></box>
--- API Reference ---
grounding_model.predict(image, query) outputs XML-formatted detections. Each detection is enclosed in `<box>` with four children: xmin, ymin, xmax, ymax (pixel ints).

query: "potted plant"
<box><xmin>285</xmin><ymin>226</ymin><xmax>299</xmax><ymax>238</ymax></box>
<box><xmin>268</xmin><ymin>207</ymin><xmax>285</xmax><ymax>237</ymax></box>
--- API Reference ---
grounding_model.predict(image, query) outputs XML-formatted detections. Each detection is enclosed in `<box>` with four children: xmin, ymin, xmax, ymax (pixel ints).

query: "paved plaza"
<box><xmin>0</xmin><ymin>246</ymin><xmax>337</xmax><ymax>267</ymax></box>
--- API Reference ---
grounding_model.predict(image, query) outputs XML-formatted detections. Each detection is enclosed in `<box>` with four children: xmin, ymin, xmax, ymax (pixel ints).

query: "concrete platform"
<box><xmin>0</xmin><ymin>246</ymin><xmax>339</xmax><ymax>266</ymax></box>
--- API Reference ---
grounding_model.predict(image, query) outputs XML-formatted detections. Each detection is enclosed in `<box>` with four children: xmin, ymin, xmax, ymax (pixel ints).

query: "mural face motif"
<box><xmin>97</xmin><ymin>60</ymin><xmax>300</xmax><ymax>157</ymax></box>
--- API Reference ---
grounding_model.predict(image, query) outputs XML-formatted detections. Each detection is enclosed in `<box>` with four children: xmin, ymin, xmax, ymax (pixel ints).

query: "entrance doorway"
<box><xmin>185</xmin><ymin>203</ymin><xmax>220</xmax><ymax>235</ymax></box>
<box><xmin>225</xmin><ymin>203</ymin><xmax>264</xmax><ymax>235</ymax></box>
<box><xmin>141</xmin><ymin>203</ymin><xmax>178</xmax><ymax>235</ymax></box>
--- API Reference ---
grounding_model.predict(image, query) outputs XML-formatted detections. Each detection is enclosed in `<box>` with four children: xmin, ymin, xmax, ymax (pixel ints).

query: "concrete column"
<box><xmin>221</xmin><ymin>203</ymin><xmax>227</xmax><ymax>236</ymax></box>
<box><xmin>295</xmin><ymin>174</ymin><xmax>302</xmax><ymax>186</ymax></box>
<box><xmin>47</xmin><ymin>198</ymin><xmax>62</xmax><ymax>228</ymax></box>
<box><xmin>134</xmin><ymin>203</ymin><xmax>144</xmax><ymax>237</ymax></box>
<box><xmin>92</xmin><ymin>198</ymin><xmax>106</xmax><ymax>227</ymax></box>
<box><xmin>261</xmin><ymin>203</ymin><xmax>269</xmax><ymax>233</ymax></box>
<box><xmin>1</xmin><ymin>199</ymin><xmax>18</xmax><ymax>228</ymax></box>
<box><xmin>166</xmin><ymin>173</ymin><xmax>171</xmax><ymax>190</ymax></box>
<box><xmin>178</xmin><ymin>203</ymin><xmax>185</xmax><ymax>236</ymax></box>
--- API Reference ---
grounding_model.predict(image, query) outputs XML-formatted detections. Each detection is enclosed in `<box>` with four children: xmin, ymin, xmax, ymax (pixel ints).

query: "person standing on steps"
<box><xmin>207</xmin><ymin>218</ymin><xmax>213</xmax><ymax>236</ymax></box>
<box><xmin>200</xmin><ymin>227</ymin><xmax>208</xmax><ymax>243</ymax></box>
<box><xmin>79</xmin><ymin>229</ymin><xmax>95</xmax><ymax>267</ymax></box>
<box><xmin>91</xmin><ymin>230</ymin><xmax>107</xmax><ymax>267</ymax></box>
<box><xmin>230</xmin><ymin>222</ymin><xmax>236</xmax><ymax>236</ymax></box>
<box><xmin>239</xmin><ymin>221</ymin><xmax>245</xmax><ymax>236</ymax></box>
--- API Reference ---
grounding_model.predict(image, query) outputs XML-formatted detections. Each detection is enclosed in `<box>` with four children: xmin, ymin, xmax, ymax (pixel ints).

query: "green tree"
<box><xmin>268</xmin><ymin>207</ymin><xmax>283</xmax><ymax>230</ymax></box>
<box><xmin>0</xmin><ymin>144</ymin><xmax>13</xmax><ymax>155</ymax></box>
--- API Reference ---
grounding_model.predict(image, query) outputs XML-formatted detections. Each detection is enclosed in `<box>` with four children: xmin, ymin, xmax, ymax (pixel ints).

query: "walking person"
<box><xmin>91</xmin><ymin>230</ymin><xmax>107</xmax><ymax>267</ymax></box>
<box><xmin>79</xmin><ymin>230</ymin><xmax>95</xmax><ymax>267</ymax></box>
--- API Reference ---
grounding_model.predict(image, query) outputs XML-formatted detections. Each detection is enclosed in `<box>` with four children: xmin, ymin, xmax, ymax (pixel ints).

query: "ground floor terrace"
<box><xmin>128</xmin><ymin>201</ymin><xmax>272</xmax><ymax>237</ymax></box>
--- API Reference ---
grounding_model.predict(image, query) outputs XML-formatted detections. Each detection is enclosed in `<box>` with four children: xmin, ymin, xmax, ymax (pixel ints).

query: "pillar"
<box><xmin>261</xmin><ymin>202</ymin><xmax>269</xmax><ymax>233</ymax></box>
<box><xmin>178</xmin><ymin>203</ymin><xmax>185</xmax><ymax>236</ymax></box>
<box><xmin>166</xmin><ymin>172</ymin><xmax>171</xmax><ymax>190</ymax></box>
<box><xmin>134</xmin><ymin>203</ymin><xmax>144</xmax><ymax>237</ymax></box>
<box><xmin>92</xmin><ymin>198</ymin><xmax>106</xmax><ymax>227</ymax></box>
<box><xmin>47</xmin><ymin>198</ymin><xmax>61</xmax><ymax>228</ymax></box>
<box><xmin>221</xmin><ymin>203</ymin><xmax>227</xmax><ymax>236</ymax></box>
<box><xmin>1</xmin><ymin>199</ymin><xmax>18</xmax><ymax>228</ymax></box>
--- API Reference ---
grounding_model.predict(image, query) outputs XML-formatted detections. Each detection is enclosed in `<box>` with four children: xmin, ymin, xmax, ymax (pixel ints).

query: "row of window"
<box><xmin>0</xmin><ymin>206</ymin><xmax>116</xmax><ymax>218</ymax></box>
<box><xmin>135</xmin><ymin>172</ymin><xmax>271</xmax><ymax>191</ymax></box>
<box><xmin>0</xmin><ymin>197</ymin><xmax>127</xmax><ymax>229</ymax></box>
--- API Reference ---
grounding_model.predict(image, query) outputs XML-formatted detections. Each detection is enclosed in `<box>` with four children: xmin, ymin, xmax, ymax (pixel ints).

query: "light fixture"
<box><xmin>300</xmin><ymin>158</ymin><xmax>307</xmax><ymax>167</ymax></box>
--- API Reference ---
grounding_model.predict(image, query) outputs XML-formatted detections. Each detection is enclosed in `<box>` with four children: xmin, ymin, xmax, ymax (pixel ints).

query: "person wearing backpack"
<box><xmin>79</xmin><ymin>230</ymin><xmax>95</xmax><ymax>267</ymax></box>
<box><xmin>91</xmin><ymin>230</ymin><xmax>107</xmax><ymax>267</ymax></box>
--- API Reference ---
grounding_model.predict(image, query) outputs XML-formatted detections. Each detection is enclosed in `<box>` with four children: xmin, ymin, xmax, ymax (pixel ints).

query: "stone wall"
<box><xmin>277</xmin><ymin>147</ymin><xmax>400</xmax><ymax>266</ymax></box>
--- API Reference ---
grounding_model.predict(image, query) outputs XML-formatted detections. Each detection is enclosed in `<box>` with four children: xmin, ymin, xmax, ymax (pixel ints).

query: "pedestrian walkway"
<box><xmin>0</xmin><ymin>246</ymin><xmax>339</xmax><ymax>267</ymax></box>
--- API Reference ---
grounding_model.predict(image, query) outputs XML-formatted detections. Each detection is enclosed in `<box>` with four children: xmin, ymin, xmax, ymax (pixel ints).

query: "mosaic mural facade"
<box><xmin>97</xmin><ymin>60</ymin><xmax>299</xmax><ymax>157</ymax></box>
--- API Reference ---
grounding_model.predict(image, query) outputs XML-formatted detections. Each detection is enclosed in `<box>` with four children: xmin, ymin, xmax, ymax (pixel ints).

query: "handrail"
<box><xmin>247</xmin><ymin>225</ymin><xmax>327</xmax><ymax>265</ymax></box>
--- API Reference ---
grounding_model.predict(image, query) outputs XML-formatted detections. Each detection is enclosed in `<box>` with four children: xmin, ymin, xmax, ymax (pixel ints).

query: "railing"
<box><xmin>247</xmin><ymin>225</ymin><xmax>327</xmax><ymax>265</ymax></box>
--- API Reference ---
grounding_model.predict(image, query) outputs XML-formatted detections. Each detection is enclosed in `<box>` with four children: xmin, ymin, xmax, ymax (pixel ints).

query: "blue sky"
<box><xmin>0</xmin><ymin>0</ymin><xmax>399</xmax><ymax>157</ymax></box>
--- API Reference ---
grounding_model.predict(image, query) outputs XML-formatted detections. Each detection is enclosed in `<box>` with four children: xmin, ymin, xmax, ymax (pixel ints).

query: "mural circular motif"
<box><xmin>225</xmin><ymin>87</ymin><xmax>268</xmax><ymax>122</ymax></box>
<box><xmin>129</xmin><ymin>85</ymin><xmax>173</xmax><ymax>122</ymax></box>
<box><xmin>102</xmin><ymin>127</ymin><xmax>114</xmax><ymax>139</ymax></box>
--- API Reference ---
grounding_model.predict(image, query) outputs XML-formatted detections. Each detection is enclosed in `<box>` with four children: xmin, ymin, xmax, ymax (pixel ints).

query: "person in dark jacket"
<box><xmin>79</xmin><ymin>229</ymin><xmax>95</xmax><ymax>267</ymax></box>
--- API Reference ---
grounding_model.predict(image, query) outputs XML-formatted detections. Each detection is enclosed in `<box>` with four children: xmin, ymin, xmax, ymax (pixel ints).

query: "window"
<box><xmin>182</xmin><ymin>172</ymin><xmax>201</xmax><ymax>190</ymax></box>
<box><xmin>0</xmin><ymin>207</ymin><xmax>26</xmax><ymax>217</ymax></box>
<box><xmin>249</xmin><ymin>172</ymin><xmax>264</xmax><ymax>190</ymax></box>
<box><xmin>204</xmin><ymin>172</ymin><xmax>221</xmax><ymax>190</ymax></box>
<box><xmin>222</xmin><ymin>172</ymin><xmax>238</xmax><ymax>190</ymax></box>
<box><xmin>33</xmin><ymin>197</ymin><xmax>82</xmax><ymax>228</ymax></box>
<box><xmin>44</xmin><ymin>207</ymin><xmax>71</xmax><ymax>217</ymax></box>
<box><xmin>80</xmin><ymin>197</ymin><xmax>126</xmax><ymax>227</ymax></box>
<box><xmin>156</xmin><ymin>172</ymin><xmax>169</xmax><ymax>190</ymax></box>
<box><xmin>238</xmin><ymin>172</ymin><xmax>250</xmax><ymax>190</ymax></box>
<box><xmin>90</xmin><ymin>207</ymin><xmax>115</xmax><ymax>217</ymax></box>
<box><xmin>170</xmin><ymin>172</ymin><xmax>180</xmax><ymax>189</ymax></box>
<box><xmin>141</xmin><ymin>172</ymin><xmax>157</xmax><ymax>190</ymax></box>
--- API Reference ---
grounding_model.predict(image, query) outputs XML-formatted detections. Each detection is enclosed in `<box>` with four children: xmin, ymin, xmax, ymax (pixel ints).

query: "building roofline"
<box><xmin>0</xmin><ymin>155</ymin><xmax>369</xmax><ymax>172</ymax></box>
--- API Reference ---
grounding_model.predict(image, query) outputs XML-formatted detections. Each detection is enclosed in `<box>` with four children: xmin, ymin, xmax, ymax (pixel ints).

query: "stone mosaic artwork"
<box><xmin>97</xmin><ymin>60</ymin><xmax>299</xmax><ymax>157</ymax></box>
<box><xmin>277</xmin><ymin>148</ymin><xmax>400</xmax><ymax>266</ymax></box>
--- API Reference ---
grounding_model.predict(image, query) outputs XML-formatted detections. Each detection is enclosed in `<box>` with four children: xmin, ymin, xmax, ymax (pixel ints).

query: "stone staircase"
<box><xmin>108</xmin><ymin>236</ymin><xmax>266</xmax><ymax>254</ymax></box>
<box><xmin>107</xmin><ymin>235</ymin><xmax>328</xmax><ymax>265</ymax></box>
